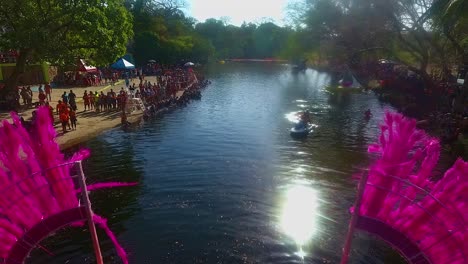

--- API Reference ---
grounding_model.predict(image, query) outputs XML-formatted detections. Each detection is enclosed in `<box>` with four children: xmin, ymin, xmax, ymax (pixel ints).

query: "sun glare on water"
<box><xmin>280</xmin><ymin>185</ymin><xmax>319</xmax><ymax>249</ymax></box>
<box><xmin>285</xmin><ymin>112</ymin><xmax>301</xmax><ymax>123</ymax></box>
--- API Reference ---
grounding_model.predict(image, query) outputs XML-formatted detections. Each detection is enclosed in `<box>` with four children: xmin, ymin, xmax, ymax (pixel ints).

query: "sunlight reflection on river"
<box><xmin>285</xmin><ymin>111</ymin><xmax>302</xmax><ymax>123</ymax></box>
<box><xmin>279</xmin><ymin>182</ymin><xmax>320</xmax><ymax>259</ymax></box>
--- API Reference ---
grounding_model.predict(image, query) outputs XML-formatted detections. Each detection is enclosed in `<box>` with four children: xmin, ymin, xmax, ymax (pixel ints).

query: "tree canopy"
<box><xmin>129</xmin><ymin>4</ymin><xmax>294</xmax><ymax>65</ymax></box>
<box><xmin>284</xmin><ymin>0</ymin><xmax>468</xmax><ymax>84</ymax></box>
<box><xmin>194</xmin><ymin>19</ymin><xmax>292</xmax><ymax>59</ymax></box>
<box><xmin>0</xmin><ymin>0</ymin><xmax>133</xmax><ymax>66</ymax></box>
<box><xmin>0</xmin><ymin>0</ymin><xmax>133</xmax><ymax>98</ymax></box>
<box><xmin>127</xmin><ymin>0</ymin><xmax>204</xmax><ymax>65</ymax></box>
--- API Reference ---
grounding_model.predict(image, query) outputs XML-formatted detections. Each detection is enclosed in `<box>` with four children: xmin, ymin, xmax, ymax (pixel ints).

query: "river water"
<box><xmin>31</xmin><ymin>63</ymin><xmax>408</xmax><ymax>263</ymax></box>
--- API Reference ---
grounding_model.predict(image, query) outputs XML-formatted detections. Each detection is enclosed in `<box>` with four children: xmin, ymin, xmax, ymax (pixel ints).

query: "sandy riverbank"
<box><xmin>56</xmin><ymin>109</ymin><xmax>144</xmax><ymax>150</ymax></box>
<box><xmin>0</xmin><ymin>78</ymin><xmax>163</xmax><ymax>149</ymax></box>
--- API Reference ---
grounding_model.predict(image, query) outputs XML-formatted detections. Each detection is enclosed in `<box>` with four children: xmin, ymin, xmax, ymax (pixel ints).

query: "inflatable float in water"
<box><xmin>290</xmin><ymin>122</ymin><xmax>314</xmax><ymax>138</ymax></box>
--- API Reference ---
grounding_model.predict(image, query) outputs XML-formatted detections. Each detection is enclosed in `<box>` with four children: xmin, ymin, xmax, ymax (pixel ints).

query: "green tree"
<box><xmin>189</xmin><ymin>35</ymin><xmax>215</xmax><ymax>63</ymax></box>
<box><xmin>195</xmin><ymin>19</ymin><xmax>229</xmax><ymax>58</ymax></box>
<box><xmin>129</xmin><ymin>0</ymin><xmax>197</xmax><ymax>65</ymax></box>
<box><xmin>288</xmin><ymin>0</ymin><xmax>468</xmax><ymax>87</ymax></box>
<box><xmin>281</xmin><ymin>30</ymin><xmax>319</xmax><ymax>63</ymax></box>
<box><xmin>239</xmin><ymin>23</ymin><xmax>257</xmax><ymax>58</ymax></box>
<box><xmin>0</xmin><ymin>0</ymin><xmax>133</xmax><ymax>100</ymax></box>
<box><xmin>427</xmin><ymin>0</ymin><xmax>468</xmax><ymax>26</ymax></box>
<box><xmin>427</xmin><ymin>0</ymin><xmax>468</xmax><ymax>64</ymax></box>
<box><xmin>253</xmin><ymin>23</ymin><xmax>284</xmax><ymax>58</ymax></box>
<box><xmin>195</xmin><ymin>19</ymin><xmax>292</xmax><ymax>59</ymax></box>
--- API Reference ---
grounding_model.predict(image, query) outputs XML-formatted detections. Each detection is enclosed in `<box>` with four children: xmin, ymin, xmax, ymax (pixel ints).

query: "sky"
<box><xmin>185</xmin><ymin>0</ymin><xmax>291</xmax><ymax>26</ymax></box>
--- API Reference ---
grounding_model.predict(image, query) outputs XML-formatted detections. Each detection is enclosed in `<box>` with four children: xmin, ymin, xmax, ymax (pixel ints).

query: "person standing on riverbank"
<box><xmin>20</xmin><ymin>87</ymin><xmax>30</xmax><ymax>106</ymax></box>
<box><xmin>99</xmin><ymin>91</ymin><xmax>107</xmax><ymax>111</ymax></box>
<box><xmin>56</xmin><ymin>100</ymin><xmax>63</xmax><ymax>115</ymax></box>
<box><xmin>95</xmin><ymin>92</ymin><xmax>100</xmax><ymax>112</ymax></box>
<box><xmin>83</xmin><ymin>91</ymin><xmax>90</xmax><ymax>111</ymax></box>
<box><xmin>110</xmin><ymin>89</ymin><xmax>117</xmax><ymax>109</ymax></box>
<box><xmin>38</xmin><ymin>90</ymin><xmax>46</xmax><ymax>106</ymax></box>
<box><xmin>59</xmin><ymin>105</ymin><xmax>70</xmax><ymax>133</ymax></box>
<box><xmin>45</xmin><ymin>83</ymin><xmax>52</xmax><ymax>101</ymax></box>
<box><xmin>89</xmin><ymin>91</ymin><xmax>95</xmax><ymax>110</ymax></box>
<box><xmin>69</xmin><ymin>109</ymin><xmax>77</xmax><ymax>130</ymax></box>
<box><xmin>61</xmin><ymin>92</ymin><xmax>68</xmax><ymax>104</ymax></box>
<box><xmin>68</xmin><ymin>90</ymin><xmax>77</xmax><ymax>111</ymax></box>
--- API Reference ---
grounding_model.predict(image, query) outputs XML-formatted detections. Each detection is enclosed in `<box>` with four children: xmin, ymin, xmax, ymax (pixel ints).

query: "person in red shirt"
<box><xmin>59</xmin><ymin>108</ymin><xmax>69</xmax><ymax>133</ymax></box>
<box><xmin>44</xmin><ymin>83</ymin><xmax>52</xmax><ymax>101</ymax></box>
<box><xmin>83</xmin><ymin>91</ymin><xmax>90</xmax><ymax>111</ymax></box>
<box><xmin>119</xmin><ymin>91</ymin><xmax>127</xmax><ymax>110</ymax></box>
<box><xmin>38</xmin><ymin>91</ymin><xmax>46</xmax><ymax>106</ymax></box>
<box><xmin>56</xmin><ymin>100</ymin><xmax>62</xmax><ymax>115</ymax></box>
<box><xmin>56</xmin><ymin>100</ymin><xmax>67</xmax><ymax>115</ymax></box>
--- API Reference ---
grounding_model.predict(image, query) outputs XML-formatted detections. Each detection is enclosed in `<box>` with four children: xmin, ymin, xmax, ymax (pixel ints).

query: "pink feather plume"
<box><xmin>358</xmin><ymin>112</ymin><xmax>467</xmax><ymax>263</ymax></box>
<box><xmin>0</xmin><ymin>107</ymin><xmax>135</xmax><ymax>263</ymax></box>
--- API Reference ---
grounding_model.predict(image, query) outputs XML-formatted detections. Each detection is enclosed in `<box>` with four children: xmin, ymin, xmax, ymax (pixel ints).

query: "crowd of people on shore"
<box><xmin>80</xmin><ymin>89</ymin><xmax>129</xmax><ymax>112</ymax></box>
<box><xmin>16</xmin><ymin>65</ymin><xmax>210</xmax><ymax>134</ymax></box>
<box><xmin>18</xmin><ymin>84</ymin><xmax>52</xmax><ymax>107</ymax></box>
<box><xmin>130</xmin><ymin>68</ymin><xmax>208</xmax><ymax>114</ymax></box>
<box><xmin>21</xmin><ymin>91</ymin><xmax>79</xmax><ymax>133</ymax></box>
<box><xmin>56</xmin><ymin>100</ymin><xmax>77</xmax><ymax>133</ymax></box>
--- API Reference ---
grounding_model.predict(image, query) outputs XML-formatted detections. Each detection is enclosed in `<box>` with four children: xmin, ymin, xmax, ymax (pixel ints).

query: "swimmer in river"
<box><xmin>301</xmin><ymin>110</ymin><xmax>311</xmax><ymax>123</ymax></box>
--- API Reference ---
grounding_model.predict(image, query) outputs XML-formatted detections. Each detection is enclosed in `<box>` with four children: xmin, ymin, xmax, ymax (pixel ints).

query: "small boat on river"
<box><xmin>326</xmin><ymin>68</ymin><xmax>363</xmax><ymax>93</ymax></box>
<box><xmin>290</xmin><ymin>110</ymin><xmax>314</xmax><ymax>138</ymax></box>
<box><xmin>290</xmin><ymin>122</ymin><xmax>313</xmax><ymax>138</ymax></box>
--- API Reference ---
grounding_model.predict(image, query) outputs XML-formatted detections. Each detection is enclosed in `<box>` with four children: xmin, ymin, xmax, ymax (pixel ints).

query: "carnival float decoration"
<box><xmin>0</xmin><ymin>107</ymin><xmax>136</xmax><ymax>264</ymax></box>
<box><xmin>341</xmin><ymin>112</ymin><xmax>467</xmax><ymax>264</ymax></box>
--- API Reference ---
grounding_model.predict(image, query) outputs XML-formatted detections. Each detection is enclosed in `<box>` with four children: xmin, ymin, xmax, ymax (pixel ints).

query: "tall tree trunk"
<box><xmin>1</xmin><ymin>48</ymin><xmax>32</xmax><ymax>110</ymax></box>
<box><xmin>5</xmin><ymin>49</ymin><xmax>32</xmax><ymax>90</ymax></box>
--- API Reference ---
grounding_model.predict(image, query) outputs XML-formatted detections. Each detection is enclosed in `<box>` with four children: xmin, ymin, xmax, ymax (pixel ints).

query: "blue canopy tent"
<box><xmin>111</xmin><ymin>58</ymin><xmax>135</xmax><ymax>69</ymax></box>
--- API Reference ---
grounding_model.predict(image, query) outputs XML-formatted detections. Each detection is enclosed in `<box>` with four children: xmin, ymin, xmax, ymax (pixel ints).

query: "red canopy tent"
<box><xmin>75</xmin><ymin>59</ymin><xmax>100</xmax><ymax>86</ymax></box>
<box><xmin>77</xmin><ymin>59</ymin><xmax>98</xmax><ymax>73</ymax></box>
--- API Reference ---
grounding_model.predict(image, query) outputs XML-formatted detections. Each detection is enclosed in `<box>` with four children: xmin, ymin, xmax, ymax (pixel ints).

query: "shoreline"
<box><xmin>56</xmin><ymin>89</ymin><xmax>187</xmax><ymax>150</ymax></box>
<box><xmin>56</xmin><ymin>110</ymin><xmax>143</xmax><ymax>150</ymax></box>
<box><xmin>58</xmin><ymin>87</ymin><xmax>190</xmax><ymax>150</ymax></box>
<box><xmin>0</xmin><ymin>80</ymin><xmax>131</xmax><ymax>150</ymax></box>
<box><xmin>0</xmin><ymin>76</ymin><xmax>195</xmax><ymax>150</ymax></box>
